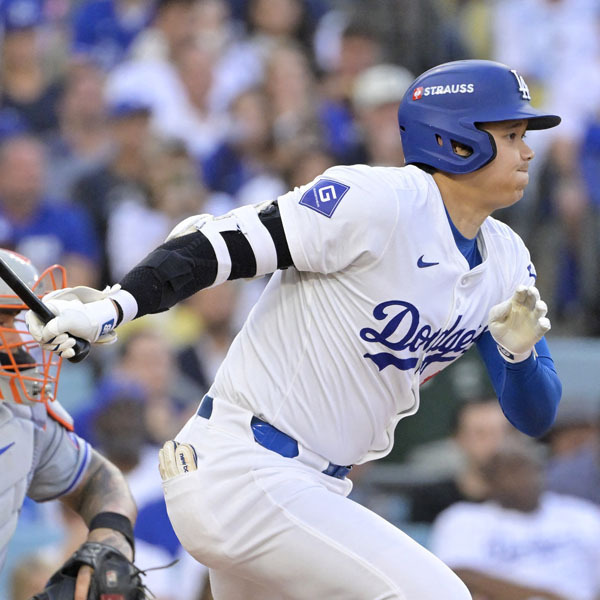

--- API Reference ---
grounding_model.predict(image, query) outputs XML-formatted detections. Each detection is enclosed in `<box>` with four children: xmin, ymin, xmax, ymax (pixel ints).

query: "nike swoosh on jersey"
<box><xmin>0</xmin><ymin>442</ymin><xmax>15</xmax><ymax>456</ymax></box>
<box><xmin>417</xmin><ymin>255</ymin><xmax>439</xmax><ymax>268</ymax></box>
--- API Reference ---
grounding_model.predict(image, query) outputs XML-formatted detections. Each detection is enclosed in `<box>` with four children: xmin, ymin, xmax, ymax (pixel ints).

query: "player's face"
<box><xmin>0</xmin><ymin>311</ymin><xmax>36</xmax><ymax>369</ymax></box>
<box><xmin>474</xmin><ymin>119</ymin><xmax>534</xmax><ymax>209</ymax></box>
<box><xmin>0</xmin><ymin>312</ymin><xmax>21</xmax><ymax>348</ymax></box>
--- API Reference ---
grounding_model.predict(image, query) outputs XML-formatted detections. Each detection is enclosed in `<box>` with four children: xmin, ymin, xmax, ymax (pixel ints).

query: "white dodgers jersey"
<box><xmin>210</xmin><ymin>165</ymin><xmax>536</xmax><ymax>466</ymax></box>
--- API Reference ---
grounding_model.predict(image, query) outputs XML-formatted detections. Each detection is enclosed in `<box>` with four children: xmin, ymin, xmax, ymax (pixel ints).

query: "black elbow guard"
<box><xmin>120</xmin><ymin>232</ymin><xmax>217</xmax><ymax>316</ymax></box>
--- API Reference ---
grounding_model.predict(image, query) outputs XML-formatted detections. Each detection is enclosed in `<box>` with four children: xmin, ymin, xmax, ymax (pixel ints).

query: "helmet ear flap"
<box><xmin>473</xmin><ymin>125</ymin><xmax>498</xmax><ymax>170</ymax></box>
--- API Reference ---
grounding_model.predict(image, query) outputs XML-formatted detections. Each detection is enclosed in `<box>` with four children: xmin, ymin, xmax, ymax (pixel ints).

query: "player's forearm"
<box><xmin>119</xmin><ymin>231</ymin><xmax>220</xmax><ymax>318</ymax></box>
<box><xmin>62</xmin><ymin>451</ymin><xmax>137</xmax><ymax>557</ymax></box>
<box><xmin>499</xmin><ymin>342</ymin><xmax>561</xmax><ymax>437</ymax></box>
<box><xmin>477</xmin><ymin>333</ymin><xmax>561</xmax><ymax>437</ymax></box>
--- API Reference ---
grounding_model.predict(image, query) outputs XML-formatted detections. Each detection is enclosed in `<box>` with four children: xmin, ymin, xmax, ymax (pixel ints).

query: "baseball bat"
<box><xmin>0</xmin><ymin>257</ymin><xmax>90</xmax><ymax>363</ymax></box>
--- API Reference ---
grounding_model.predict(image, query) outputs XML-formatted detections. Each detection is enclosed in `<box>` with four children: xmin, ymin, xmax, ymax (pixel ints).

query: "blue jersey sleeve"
<box><xmin>476</xmin><ymin>331</ymin><xmax>562</xmax><ymax>437</ymax></box>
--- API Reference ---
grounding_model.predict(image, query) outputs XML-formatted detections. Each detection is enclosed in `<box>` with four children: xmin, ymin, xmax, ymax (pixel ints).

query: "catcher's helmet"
<box><xmin>397</xmin><ymin>60</ymin><xmax>561</xmax><ymax>174</ymax></box>
<box><xmin>0</xmin><ymin>249</ymin><xmax>66</xmax><ymax>404</ymax></box>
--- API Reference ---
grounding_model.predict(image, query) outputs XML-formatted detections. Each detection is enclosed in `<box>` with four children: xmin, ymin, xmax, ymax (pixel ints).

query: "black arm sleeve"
<box><xmin>119</xmin><ymin>202</ymin><xmax>294</xmax><ymax>318</ymax></box>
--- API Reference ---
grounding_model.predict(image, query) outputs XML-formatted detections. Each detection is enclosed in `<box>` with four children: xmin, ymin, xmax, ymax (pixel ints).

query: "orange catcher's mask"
<box><xmin>0</xmin><ymin>249</ymin><xmax>66</xmax><ymax>405</ymax></box>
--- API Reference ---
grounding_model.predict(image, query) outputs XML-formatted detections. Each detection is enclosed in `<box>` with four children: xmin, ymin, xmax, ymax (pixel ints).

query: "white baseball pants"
<box><xmin>163</xmin><ymin>397</ymin><xmax>471</xmax><ymax>600</ymax></box>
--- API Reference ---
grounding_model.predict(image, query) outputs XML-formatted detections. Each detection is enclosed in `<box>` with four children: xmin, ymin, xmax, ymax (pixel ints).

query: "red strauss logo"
<box><xmin>412</xmin><ymin>87</ymin><xmax>424</xmax><ymax>100</ymax></box>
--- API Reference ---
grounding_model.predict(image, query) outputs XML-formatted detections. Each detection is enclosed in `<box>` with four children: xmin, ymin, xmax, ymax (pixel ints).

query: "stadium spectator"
<box><xmin>285</xmin><ymin>145</ymin><xmax>335</xmax><ymax>190</ymax></box>
<box><xmin>342</xmin><ymin>0</ymin><xmax>466</xmax><ymax>76</ymax></box>
<box><xmin>242</xmin><ymin>0</ymin><xmax>319</xmax><ymax>65</ymax></box>
<box><xmin>104</xmin><ymin>330</ymin><xmax>195</xmax><ymax>443</ymax></box>
<box><xmin>194</xmin><ymin>0</ymin><xmax>263</xmax><ymax>111</ymax></box>
<box><xmin>201</xmin><ymin>87</ymin><xmax>279</xmax><ymax>198</ymax></box>
<box><xmin>351</xmin><ymin>63</ymin><xmax>414</xmax><ymax>166</ymax></box>
<box><xmin>431</xmin><ymin>439</ymin><xmax>600</xmax><ymax>600</ymax></box>
<box><xmin>72</xmin><ymin>98</ymin><xmax>153</xmax><ymax>285</ymax></box>
<box><xmin>318</xmin><ymin>19</ymin><xmax>383</xmax><ymax>108</ymax></box>
<box><xmin>314</xmin><ymin>19</ymin><xmax>386</xmax><ymax>164</ymax></box>
<box><xmin>408</xmin><ymin>398</ymin><xmax>512</xmax><ymax>524</ymax></box>
<box><xmin>546</xmin><ymin>401</ymin><xmax>600</xmax><ymax>506</ymax></box>
<box><xmin>44</xmin><ymin>59</ymin><xmax>112</xmax><ymax>201</ymax></box>
<box><xmin>70</xmin><ymin>0</ymin><xmax>156</xmax><ymax>70</ymax></box>
<box><xmin>0</xmin><ymin>134</ymin><xmax>100</xmax><ymax>285</ymax></box>
<box><xmin>106</xmin><ymin>137</ymin><xmax>207</xmax><ymax>280</ymax></box>
<box><xmin>128</xmin><ymin>0</ymin><xmax>199</xmax><ymax>62</ymax></box>
<box><xmin>109</xmin><ymin>37</ymin><xmax>229</xmax><ymax>159</ymax></box>
<box><xmin>577</xmin><ymin>114</ymin><xmax>600</xmax><ymax>334</ymax></box>
<box><xmin>176</xmin><ymin>281</ymin><xmax>241</xmax><ymax>395</ymax></box>
<box><xmin>543</xmin><ymin>395</ymin><xmax>600</xmax><ymax>459</ymax></box>
<box><xmin>264</xmin><ymin>42</ymin><xmax>324</xmax><ymax>175</ymax></box>
<box><xmin>165</xmin><ymin>39</ymin><xmax>230</xmax><ymax>159</ymax></box>
<box><xmin>0</xmin><ymin>0</ymin><xmax>63</xmax><ymax>135</ymax></box>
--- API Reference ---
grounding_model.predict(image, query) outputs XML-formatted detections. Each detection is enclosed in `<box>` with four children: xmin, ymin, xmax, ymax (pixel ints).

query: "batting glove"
<box><xmin>158</xmin><ymin>440</ymin><xmax>198</xmax><ymax>481</ymax></box>
<box><xmin>488</xmin><ymin>285</ymin><xmax>550</xmax><ymax>362</ymax></box>
<box><xmin>26</xmin><ymin>285</ymin><xmax>133</xmax><ymax>359</ymax></box>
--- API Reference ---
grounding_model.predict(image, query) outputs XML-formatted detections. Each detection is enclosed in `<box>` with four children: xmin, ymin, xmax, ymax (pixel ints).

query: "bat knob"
<box><xmin>68</xmin><ymin>337</ymin><xmax>91</xmax><ymax>363</ymax></box>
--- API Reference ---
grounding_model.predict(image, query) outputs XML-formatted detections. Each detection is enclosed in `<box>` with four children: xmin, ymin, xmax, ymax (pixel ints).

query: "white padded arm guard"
<box><xmin>488</xmin><ymin>285</ymin><xmax>551</xmax><ymax>363</ymax></box>
<box><xmin>165</xmin><ymin>206</ymin><xmax>278</xmax><ymax>286</ymax></box>
<box><xmin>165</xmin><ymin>214</ymin><xmax>212</xmax><ymax>241</ymax></box>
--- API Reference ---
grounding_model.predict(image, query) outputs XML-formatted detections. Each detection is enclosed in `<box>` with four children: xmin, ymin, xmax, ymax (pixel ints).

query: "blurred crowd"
<box><xmin>2</xmin><ymin>0</ymin><xmax>600</xmax><ymax>599</ymax></box>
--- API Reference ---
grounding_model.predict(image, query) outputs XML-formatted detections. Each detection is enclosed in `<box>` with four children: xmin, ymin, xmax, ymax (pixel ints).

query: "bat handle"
<box><xmin>68</xmin><ymin>338</ymin><xmax>91</xmax><ymax>363</ymax></box>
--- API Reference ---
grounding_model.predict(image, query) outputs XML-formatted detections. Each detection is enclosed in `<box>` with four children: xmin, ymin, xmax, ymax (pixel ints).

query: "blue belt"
<box><xmin>197</xmin><ymin>396</ymin><xmax>351</xmax><ymax>480</ymax></box>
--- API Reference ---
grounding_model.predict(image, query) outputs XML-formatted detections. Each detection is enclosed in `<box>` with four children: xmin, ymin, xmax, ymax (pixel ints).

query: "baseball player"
<box><xmin>27</xmin><ymin>60</ymin><xmax>563</xmax><ymax>599</ymax></box>
<box><xmin>0</xmin><ymin>249</ymin><xmax>143</xmax><ymax>600</ymax></box>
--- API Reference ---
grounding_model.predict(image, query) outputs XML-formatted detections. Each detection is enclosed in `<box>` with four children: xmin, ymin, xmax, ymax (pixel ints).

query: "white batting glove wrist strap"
<box><xmin>110</xmin><ymin>288</ymin><xmax>138</xmax><ymax>324</ymax></box>
<box><xmin>496</xmin><ymin>345</ymin><xmax>533</xmax><ymax>364</ymax></box>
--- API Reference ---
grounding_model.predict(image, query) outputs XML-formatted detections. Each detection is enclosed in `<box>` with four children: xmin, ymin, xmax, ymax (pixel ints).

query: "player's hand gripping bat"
<box><xmin>0</xmin><ymin>257</ymin><xmax>90</xmax><ymax>363</ymax></box>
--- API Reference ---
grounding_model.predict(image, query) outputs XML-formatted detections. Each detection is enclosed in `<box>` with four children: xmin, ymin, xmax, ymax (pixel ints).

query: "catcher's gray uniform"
<box><xmin>0</xmin><ymin>401</ymin><xmax>90</xmax><ymax>570</ymax></box>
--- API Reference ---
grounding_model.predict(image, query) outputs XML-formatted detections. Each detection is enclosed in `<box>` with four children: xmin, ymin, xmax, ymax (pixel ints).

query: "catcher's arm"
<box><xmin>59</xmin><ymin>449</ymin><xmax>137</xmax><ymax>600</ymax></box>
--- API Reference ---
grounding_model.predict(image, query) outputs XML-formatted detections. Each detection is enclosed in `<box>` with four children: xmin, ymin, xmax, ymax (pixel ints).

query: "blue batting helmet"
<box><xmin>397</xmin><ymin>60</ymin><xmax>561</xmax><ymax>174</ymax></box>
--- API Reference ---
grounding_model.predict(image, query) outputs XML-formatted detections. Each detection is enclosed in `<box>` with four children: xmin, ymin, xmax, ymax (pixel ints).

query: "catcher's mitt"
<box><xmin>31</xmin><ymin>541</ymin><xmax>146</xmax><ymax>600</ymax></box>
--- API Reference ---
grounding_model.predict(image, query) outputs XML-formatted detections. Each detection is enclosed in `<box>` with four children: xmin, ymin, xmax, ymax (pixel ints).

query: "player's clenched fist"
<box><xmin>488</xmin><ymin>285</ymin><xmax>550</xmax><ymax>362</ymax></box>
<box><xmin>26</xmin><ymin>285</ymin><xmax>123</xmax><ymax>358</ymax></box>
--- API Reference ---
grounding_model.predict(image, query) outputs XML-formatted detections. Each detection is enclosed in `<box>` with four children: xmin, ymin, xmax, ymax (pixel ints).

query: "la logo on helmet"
<box><xmin>511</xmin><ymin>69</ymin><xmax>531</xmax><ymax>100</ymax></box>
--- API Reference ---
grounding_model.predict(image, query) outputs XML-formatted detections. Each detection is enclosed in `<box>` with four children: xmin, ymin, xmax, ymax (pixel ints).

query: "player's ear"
<box><xmin>451</xmin><ymin>140</ymin><xmax>473</xmax><ymax>158</ymax></box>
<box><xmin>434</xmin><ymin>135</ymin><xmax>473</xmax><ymax>158</ymax></box>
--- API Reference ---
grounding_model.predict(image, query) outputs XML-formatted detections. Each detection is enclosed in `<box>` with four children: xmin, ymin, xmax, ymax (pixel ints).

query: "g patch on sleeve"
<box><xmin>299</xmin><ymin>179</ymin><xmax>349</xmax><ymax>218</ymax></box>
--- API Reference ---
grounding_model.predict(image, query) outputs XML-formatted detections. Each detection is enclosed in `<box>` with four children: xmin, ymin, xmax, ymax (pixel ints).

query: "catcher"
<box><xmin>0</xmin><ymin>249</ymin><xmax>143</xmax><ymax>600</ymax></box>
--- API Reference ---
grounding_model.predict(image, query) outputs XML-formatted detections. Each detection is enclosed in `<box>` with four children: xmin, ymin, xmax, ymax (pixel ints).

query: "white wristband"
<box><xmin>110</xmin><ymin>288</ymin><xmax>138</xmax><ymax>324</ymax></box>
